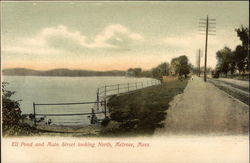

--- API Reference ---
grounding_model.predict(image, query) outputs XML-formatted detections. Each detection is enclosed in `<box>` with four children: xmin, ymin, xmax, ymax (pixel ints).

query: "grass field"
<box><xmin>101</xmin><ymin>79</ymin><xmax>188</xmax><ymax>136</ymax></box>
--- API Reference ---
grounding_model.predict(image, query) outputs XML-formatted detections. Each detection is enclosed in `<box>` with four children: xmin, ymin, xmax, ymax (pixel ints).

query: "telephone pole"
<box><xmin>196</xmin><ymin>49</ymin><xmax>201</xmax><ymax>77</ymax></box>
<box><xmin>199</xmin><ymin>16</ymin><xmax>216</xmax><ymax>82</ymax></box>
<box><xmin>198</xmin><ymin>49</ymin><xmax>201</xmax><ymax>77</ymax></box>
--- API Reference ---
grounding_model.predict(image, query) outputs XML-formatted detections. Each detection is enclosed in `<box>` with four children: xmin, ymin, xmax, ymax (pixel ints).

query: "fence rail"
<box><xmin>97</xmin><ymin>79</ymin><xmax>161</xmax><ymax>99</ymax></box>
<box><xmin>34</xmin><ymin>101</ymin><xmax>98</xmax><ymax>106</ymax></box>
<box><xmin>35</xmin><ymin>112</ymin><xmax>105</xmax><ymax>116</ymax></box>
<box><xmin>32</xmin><ymin>100</ymin><xmax>107</xmax><ymax>126</ymax></box>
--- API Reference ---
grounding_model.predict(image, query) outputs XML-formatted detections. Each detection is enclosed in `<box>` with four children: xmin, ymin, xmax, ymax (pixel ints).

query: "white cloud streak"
<box><xmin>2</xmin><ymin>25</ymin><xmax>242</xmax><ymax>68</ymax></box>
<box><xmin>3</xmin><ymin>24</ymin><xmax>144</xmax><ymax>55</ymax></box>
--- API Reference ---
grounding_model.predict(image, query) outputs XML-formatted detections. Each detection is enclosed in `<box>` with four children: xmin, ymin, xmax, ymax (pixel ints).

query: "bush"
<box><xmin>2</xmin><ymin>82</ymin><xmax>22</xmax><ymax>132</ymax></box>
<box><xmin>100</xmin><ymin>121</ymin><xmax>121</xmax><ymax>134</ymax></box>
<box><xmin>101</xmin><ymin>117</ymin><xmax>110</xmax><ymax>127</ymax></box>
<box><xmin>2</xmin><ymin>82</ymin><xmax>40</xmax><ymax>136</ymax></box>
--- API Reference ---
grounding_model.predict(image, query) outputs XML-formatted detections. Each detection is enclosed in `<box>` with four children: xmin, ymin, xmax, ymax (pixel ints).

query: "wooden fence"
<box><xmin>32</xmin><ymin>101</ymin><xmax>106</xmax><ymax>126</ymax></box>
<box><xmin>96</xmin><ymin>79</ymin><xmax>161</xmax><ymax>106</ymax></box>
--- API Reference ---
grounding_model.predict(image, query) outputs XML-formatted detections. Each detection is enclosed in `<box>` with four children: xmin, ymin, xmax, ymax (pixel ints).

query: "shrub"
<box><xmin>2</xmin><ymin>82</ymin><xmax>22</xmax><ymax>132</ymax></box>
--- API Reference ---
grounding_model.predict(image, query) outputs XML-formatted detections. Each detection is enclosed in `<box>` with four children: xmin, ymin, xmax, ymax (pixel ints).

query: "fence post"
<box><xmin>128</xmin><ymin>83</ymin><xmax>129</xmax><ymax>92</ymax></box>
<box><xmin>33</xmin><ymin>102</ymin><xmax>36</xmax><ymax>126</ymax></box>
<box><xmin>97</xmin><ymin>88</ymin><xmax>99</xmax><ymax>110</ymax></box>
<box><xmin>104</xmin><ymin>85</ymin><xmax>107</xmax><ymax>98</ymax></box>
<box><xmin>104</xmin><ymin>98</ymin><xmax>107</xmax><ymax>118</ymax></box>
<box><xmin>117</xmin><ymin>84</ymin><xmax>120</xmax><ymax>94</ymax></box>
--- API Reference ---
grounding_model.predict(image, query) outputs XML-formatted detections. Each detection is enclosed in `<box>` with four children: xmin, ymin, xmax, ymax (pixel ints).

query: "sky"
<box><xmin>1</xmin><ymin>1</ymin><xmax>249</xmax><ymax>71</ymax></box>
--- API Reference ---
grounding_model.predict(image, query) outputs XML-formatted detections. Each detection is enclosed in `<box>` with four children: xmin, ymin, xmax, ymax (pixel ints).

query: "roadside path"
<box><xmin>217</xmin><ymin>78</ymin><xmax>249</xmax><ymax>88</ymax></box>
<box><xmin>208</xmin><ymin>78</ymin><xmax>249</xmax><ymax>105</ymax></box>
<box><xmin>155</xmin><ymin>76</ymin><xmax>249</xmax><ymax>135</ymax></box>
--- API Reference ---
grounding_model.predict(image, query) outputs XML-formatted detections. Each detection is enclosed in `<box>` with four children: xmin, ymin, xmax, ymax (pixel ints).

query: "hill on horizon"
<box><xmin>2</xmin><ymin>68</ymin><xmax>126</xmax><ymax>77</ymax></box>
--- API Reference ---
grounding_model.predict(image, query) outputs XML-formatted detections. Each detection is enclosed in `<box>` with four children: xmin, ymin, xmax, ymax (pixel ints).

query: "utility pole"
<box><xmin>204</xmin><ymin>16</ymin><xmax>208</xmax><ymax>82</ymax></box>
<box><xmin>199</xmin><ymin>16</ymin><xmax>216</xmax><ymax>82</ymax></box>
<box><xmin>198</xmin><ymin>49</ymin><xmax>201</xmax><ymax>77</ymax></box>
<box><xmin>196</xmin><ymin>48</ymin><xmax>202</xmax><ymax>77</ymax></box>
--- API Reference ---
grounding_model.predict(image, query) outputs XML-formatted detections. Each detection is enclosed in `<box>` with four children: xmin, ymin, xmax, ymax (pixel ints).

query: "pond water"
<box><xmin>3</xmin><ymin>76</ymin><xmax>157</xmax><ymax>126</ymax></box>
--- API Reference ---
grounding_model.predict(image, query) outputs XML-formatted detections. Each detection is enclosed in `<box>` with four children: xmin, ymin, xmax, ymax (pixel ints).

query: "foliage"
<box><xmin>235</xmin><ymin>25</ymin><xmax>249</xmax><ymax>74</ymax></box>
<box><xmin>2</xmin><ymin>82</ymin><xmax>39</xmax><ymax>136</ymax></box>
<box><xmin>2</xmin><ymin>82</ymin><xmax>22</xmax><ymax>130</ymax></box>
<box><xmin>216</xmin><ymin>47</ymin><xmax>235</xmax><ymax>75</ymax></box>
<box><xmin>151</xmin><ymin>67</ymin><xmax>162</xmax><ymax>79</ymax></box>
<box><xmin>127</xmin><ymin>68</ymin><xmax>142</xmax><ymax>77</ymax></box>
<box><xmin>157</xmin><ymin>62</ymin><xmax>170</xmax><ymax>76</ymax></box>
<box><xmin>127</xmin><ymin>62</ymin><xmax>170</xmax><ymax>80</ymax></box>
<box><xmin>235</xmin><ymin>25</ymin><xmax>249</xmax><ymax>48</ymax></box>
<box><xmin>234</xmin><ymin>45</ymin><xmax>247</xmax><ymax>74</ymax></box>
<box><xmin>3</xmin><ymin>123</ymin><xmax>40</xmax><ymax>136</ymax></box>
<box><xmin>126</xmin><ymin>56</ymin><xmax>192</xmax><ymax>80</ymax></box>
<box><xmin>170</xmin><ymin>55</ymin><xmax>191</xmax><ymax>77</ymax></box>
<box><xmin>140</xmin><ymin>70</ymin><xmax>152</xmax><ymax>77</ymax></box>
<box><xmin>214</xmin><ymin>25</ymin><xmax>249</xmax><ymax>77</ymax></box>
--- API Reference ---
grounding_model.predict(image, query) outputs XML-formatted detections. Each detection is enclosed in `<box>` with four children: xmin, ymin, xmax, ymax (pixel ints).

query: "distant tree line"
<box><xmin>193</xmin><ymin>66</ymin><xmax>212</xmax><ymax>76</ymax></box>
<box><xmin>127</xmin><ymin>55</ymin><xmax>192</xmax><ymax>80</ymax></box>
<box><xmin>215</xmin><ymin>25</ymin><xmax>249</xmax><ymax>77</ymax></box>
<box><xmin>3</xmin><ymin>68</ymin><xmax>126</xmax><ymax>77</ymax></box>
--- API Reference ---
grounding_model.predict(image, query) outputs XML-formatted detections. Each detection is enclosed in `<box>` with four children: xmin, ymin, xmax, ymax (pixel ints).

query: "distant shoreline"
<box><xmin>2</xmin><ymin>74</ymin><xmax>127</xmax><ymax>77</ymax></box>
<box><xmin>2</xmin><ymin>68</ymin><xmax>127</xmax><ymax>77</ymax></box>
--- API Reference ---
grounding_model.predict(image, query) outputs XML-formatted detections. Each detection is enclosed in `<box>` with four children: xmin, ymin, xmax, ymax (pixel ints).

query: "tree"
<box><xmin>178</xmin><ymin>56</ymin><xmax>191</xmax><ymax>77</ymax></box>
<box><xmin>2</xmin><ymin>82</ymin><xmax>40</xmax><ymax>136</ymax></box>
<box><xmin>216</xmin><ymin>47</ymin><xmax>235</xmax><ymax>76</ymax></box>
<box><xmin>140</xmin><ymin>70</ymin><xmax>152</xmax><ymax>77</ymax></box>
<box><xmin>2</xmin><ymin>82</ymin><xmax>22</xmax><ymax>131</ymax></box>
<box><xmin>235</xmin><ymin>25</ymin><xmax>249</xmax><ymax>48</ymax></box>
<box><xmin>170</xmin><ymin>55</ymin><xmax>191</xmax><ymax>78</ymax></box>
<box><xmin>150</xmin><ymin>62</ymin><xmax>170</xmax><ymax>80</ymax></box>
<box><xmin>235</xmin><ymin>26</ymin><xmax>249</xmax><ymax>75</ymax></box>
<box><xmin>157</xmin><ymin>62</ymin><xmax>170</xmax><ymax>76</ymax></box>
<box><xmin>133</xmin><ymin>68</ymin><xmax>142</xmax><ymax>77</ymax></box>
<box><xmin>127</xmin><ymin>68</ymin><xmax>142</xmax><ymax>77</ymax></box>
<box><xmin>170</xmin><ymin>57</ymin><xmax>180</xmax><ymax>75</ymax></box>
<box><xmin>151</xmin><ymin>67</ymin><xmax>162</xmax><ymax>79</ymax></box>
<box><xmin>229</xmin><ymin>57</ymin><xmax>237</xmax><ymax>75</ymax></box>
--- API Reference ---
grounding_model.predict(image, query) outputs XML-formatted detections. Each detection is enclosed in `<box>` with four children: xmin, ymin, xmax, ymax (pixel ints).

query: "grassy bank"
<box><xmin>3</xmin><ymin>124</ymin><xmax>41</xmax><ymax>137</ymax></box>
<box><xmin>3</xmin><ymin>124</ymin><xmax>101</xmax><ymax>137</ymax></box>
<box><xmin>101</xmin><ymin>79</ymin><xmax>188</xmax><ymax>136</ymax></box>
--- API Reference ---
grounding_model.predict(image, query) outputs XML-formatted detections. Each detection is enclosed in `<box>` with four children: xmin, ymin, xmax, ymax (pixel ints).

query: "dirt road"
<box><xmin>216</xmin><ymin>77</ymin><xmax>249</xmax><ymax>88</ymax></box>
<box><xmin>208</xmin><ymin>77</ymin><xmax>249</xmax><ymax>105</ymax></box>
<box><xmin>155</xmin><ymin>76</ymin><xmax>249</xmax><ymax>135</ymax></box>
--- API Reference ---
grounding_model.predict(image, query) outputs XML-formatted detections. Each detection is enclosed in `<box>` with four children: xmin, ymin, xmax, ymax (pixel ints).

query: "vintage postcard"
<box><xmin>1</xmin><ymin>1</ymin><xmax>249</xmax><ymax>163</ymax></box>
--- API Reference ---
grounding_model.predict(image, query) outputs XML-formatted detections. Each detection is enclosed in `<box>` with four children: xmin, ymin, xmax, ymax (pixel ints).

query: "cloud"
<box><xmin>94</xmin><ymin>25</ymin><xmax>144</xmax><ymax>51</ymax></box>
<box><xmin>94</xmin><ymin>24</ymin><xmax>143</xmax><ymax>47</ymax></box>
<box><xmin>2</xmin><ymin>24</ymin><xmax>144</xmax><ymax>55</ymax></box>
